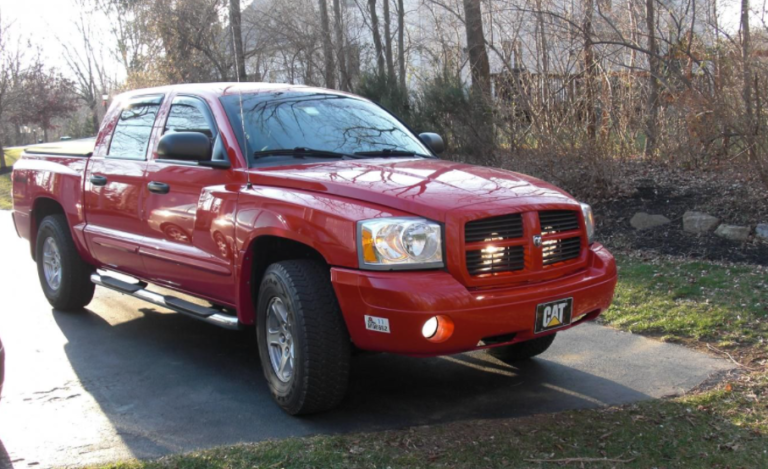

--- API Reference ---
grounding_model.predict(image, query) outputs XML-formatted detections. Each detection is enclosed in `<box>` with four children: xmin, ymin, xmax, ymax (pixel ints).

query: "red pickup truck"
<box><xmin>11</xmin><ymin>83</ymin><xmax>617</xmax><ymax>414</ymax></box>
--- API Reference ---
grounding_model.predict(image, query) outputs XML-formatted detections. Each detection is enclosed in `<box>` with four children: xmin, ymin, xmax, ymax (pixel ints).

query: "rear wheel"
<box><xmin>35</xmin><ymin>215</ymin><xmax>95</xmax><ymax>311</ymax></box>
<box><xmin>256</xmin><ymin>259</ymin><xmax>351</xmax><ymax>415</ymax></box>
<box><xmin>486</xmin><ymin>333</ymin><xmax>557</xmax><ymax>363</ymax></box>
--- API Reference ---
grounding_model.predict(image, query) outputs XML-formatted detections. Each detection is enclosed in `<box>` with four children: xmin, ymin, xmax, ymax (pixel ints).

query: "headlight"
<box><xmin>358</xmin><ymin>218</ymin><xmax>443</xmax><ymax>270</ymax></box>
<box><xmin>580</xmin><ymin>202</ymin><xmax>595</xmax><ymax>244</ymax></box>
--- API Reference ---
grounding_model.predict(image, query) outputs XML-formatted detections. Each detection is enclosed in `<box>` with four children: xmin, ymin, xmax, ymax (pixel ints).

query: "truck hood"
<box><xmin>248</xmin><ymin>158</ymin><xmax>579</xmax><ymax>221</ymax></box>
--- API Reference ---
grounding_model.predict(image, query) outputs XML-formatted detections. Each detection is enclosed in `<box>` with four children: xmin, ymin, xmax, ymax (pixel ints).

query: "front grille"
<box><xmin>466</xmin><ymin>245</ymin><xmax>524</xmax><ymax>275</ymax></box>
<box><xmin>465</xmin><ymin>213</ymin><xmax>523</xmax><ymax>243</ymax></box>
<box><xmin>542</xmin><ymin>236</ymin><xmax>581</xmax><ymax>266</ymax></box>
<box><xmin>539</xmin><ymin>210</ymin><xmax>580</xmax><ymax>234</ymax></box>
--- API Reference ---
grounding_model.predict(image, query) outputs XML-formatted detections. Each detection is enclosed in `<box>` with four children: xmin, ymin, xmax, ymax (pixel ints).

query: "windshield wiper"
<box><xmin>354</xmin><ymin>149</ymin><xmax>434</xmax><ymax>158</ymax></box>
<box><xmin>253</xmin><ymin>147</ymin><xmax>363</xmax><ymax>160</ymax></box>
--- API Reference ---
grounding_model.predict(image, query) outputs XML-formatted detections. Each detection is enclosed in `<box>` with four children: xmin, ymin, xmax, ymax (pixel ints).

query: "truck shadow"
<box><xmin>52</xmin><ymin>304</ymin><xmax>651</xmax><ymax>460</ymax></box>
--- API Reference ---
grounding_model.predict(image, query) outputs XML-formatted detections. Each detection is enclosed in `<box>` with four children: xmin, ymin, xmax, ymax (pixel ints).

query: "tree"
<box><xmin>367</xmin><ymin>0</ymin><xmax>386</xmax><ymax>76</ymax></box>
<box><xmin>582</xmin><ymin>0</ymin><xmax>598</xmax><ymax>142</ymax></box>
<box><xmin>0</xmin><ymin>16</ymin><xmax>25</xmax><ymax>171</ymax></box>
<box><xmin>62</xmin><ymin>8</ymin><xmax>111</xmax><ymax>135</ymax></box>
<box><xmin>383</xmin><ymin>0</ymin><xmax>395</xmax><ymax>83</ymax></box>
<box><xmin>461</xmin><ymin>0</ymin><xmax>490</xmax><ymax>98</ymax></box>
<box><xmin>319</xmin><ymin>0</ymin><xmax>336</xmax><ymax>88</ymax></box>
<box><xmin>230</xmin><ymin>0</ymin><xmax>247</xmax><ymax>81</ymax></box>
<box><xmin>333</xmin><ymin>0</ymin><xmax>350</xmax><ymax>90</ymax></box>
<box><xmin>396</xmin><ymin>0</ymin><xmax>406</xmax><ymax>92</ymax></box>
<box><xmin>645</xmin><ymin>0</ymin><xmax>660</xmax><ymax>156</ymax></box>
<box><xmin>15</xmin><ymin>66</ymin><xmax>77</xmax><ymax>141</ymax></box>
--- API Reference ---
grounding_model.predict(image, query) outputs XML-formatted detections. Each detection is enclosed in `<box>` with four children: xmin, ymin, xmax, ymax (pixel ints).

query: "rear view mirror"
<box><xmin>157</xmin><ymin>132</ymin><xmax>211</xmax><ymax>162</ymax></box>
<box><xmin>419</xmin><ymin>132</ymin><xmax>445</xmax><ymax>154</ymax></box>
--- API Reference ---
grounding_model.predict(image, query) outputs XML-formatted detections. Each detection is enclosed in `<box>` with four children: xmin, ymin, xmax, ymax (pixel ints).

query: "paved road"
<box><xmin>0</xmin><ymin>213</ymin><xmax>732</xmax><ymax>468</ymax></box>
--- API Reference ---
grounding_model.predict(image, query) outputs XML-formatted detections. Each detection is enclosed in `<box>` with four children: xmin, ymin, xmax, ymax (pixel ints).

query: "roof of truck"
<box><xmin>115</xmin><ymin>82</ymin><xmax>357</xmax><ymax>101</ymax></box>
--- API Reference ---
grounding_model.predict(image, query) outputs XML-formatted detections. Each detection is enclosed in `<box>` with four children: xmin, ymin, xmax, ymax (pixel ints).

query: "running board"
<box><xmin>90</xmin><ymin>273</ymin><xmax>240</xmax><ymax>330</ymax></box>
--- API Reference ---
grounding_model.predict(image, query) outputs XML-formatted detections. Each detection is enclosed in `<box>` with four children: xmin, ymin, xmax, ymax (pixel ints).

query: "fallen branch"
<box><xmin>524</xmin><ymin>456</ymin><xmax>636</xmax><ymax>464</ymax></box>
<box><xmin>706</xmin><ymin>344</ymin><xmax>758</xmax><ymax>371</ymax></box>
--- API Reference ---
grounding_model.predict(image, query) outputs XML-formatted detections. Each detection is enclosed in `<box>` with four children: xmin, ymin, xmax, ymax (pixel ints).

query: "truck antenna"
<box><xmin>231</xmin><ymin>22</ymin><xmax>252</xmax><ymax>190</ymax></box>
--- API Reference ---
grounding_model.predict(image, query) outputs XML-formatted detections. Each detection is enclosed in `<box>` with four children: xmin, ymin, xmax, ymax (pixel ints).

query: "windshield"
<box><xmin>220</xmin><ymin>91</ymin><xmax>433</xmax><ymax>166</ymax></box>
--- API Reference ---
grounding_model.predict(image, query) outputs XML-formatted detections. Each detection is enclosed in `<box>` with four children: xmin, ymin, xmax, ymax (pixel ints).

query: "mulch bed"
<box><xmin>592</xmin><ymin>165</ymin><xmax>768</xmax><ymax>265</ymax></box>
<box><xmin>495</xmin><ymin>152</ymin><xmax>768</xmax><ymax>265</ymax></box>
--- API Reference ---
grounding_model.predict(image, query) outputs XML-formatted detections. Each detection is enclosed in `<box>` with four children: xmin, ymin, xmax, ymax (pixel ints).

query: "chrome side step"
<box><xmin>90</xmin><ymin>273</ymin><xmax>240</xmax><ymax>330</ymax></box>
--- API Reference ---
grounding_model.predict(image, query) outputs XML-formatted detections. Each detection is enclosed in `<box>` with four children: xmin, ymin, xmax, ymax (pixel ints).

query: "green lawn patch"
<box><xmin>603</xmin><ymin>255</ymin><xmax>768</xmax><ymax>355</ymax></box>
<box><xmin>0</xmin><ymin>173</ymin><xmax>11</xmax><ymax>210</ymax></box>
<box><xmin>0</xmin><ymin>147</ymin><xmax>24</xmax><ymax>210</ymax></box>
<box><xmin>3</xmin><ymin>146</ymin><xmax>23</xmax><ymax>166</ymax></box>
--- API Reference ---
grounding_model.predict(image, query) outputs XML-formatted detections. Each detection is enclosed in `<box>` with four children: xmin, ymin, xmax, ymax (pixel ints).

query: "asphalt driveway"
<box><xmin>0</xmin><ymin>214</ymin><xmax>732</xmax><ymax>468</ymax></box>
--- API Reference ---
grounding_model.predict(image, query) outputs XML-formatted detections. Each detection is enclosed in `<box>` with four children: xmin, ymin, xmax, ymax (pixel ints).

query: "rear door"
<box><xmin>83</xmin><ymin>95</ymin><xmax>163</xmax><ymax>277</ymax></box>
<box><xmin>140</xmin><ymin>95</ymin><xmax>239</xmax><ymax>304</ymax></box>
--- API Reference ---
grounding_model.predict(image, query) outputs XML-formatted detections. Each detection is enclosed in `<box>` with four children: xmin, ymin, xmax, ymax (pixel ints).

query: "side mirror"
<box><xmin>157</xmin><ymin>132</ymin><xmax>211</xmax><ymax>162</ymax></box>
<box><xmin>419</xmin><ymin>132</ymin><xmax>445</xmax><ymax>154</ymax></box>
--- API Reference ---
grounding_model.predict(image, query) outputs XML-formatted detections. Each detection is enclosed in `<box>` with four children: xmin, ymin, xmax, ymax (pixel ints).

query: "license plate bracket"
<box><xmin>535</xmin><ymin>298</ymin><xmax>573</xmax><ymax>333</ymax></box>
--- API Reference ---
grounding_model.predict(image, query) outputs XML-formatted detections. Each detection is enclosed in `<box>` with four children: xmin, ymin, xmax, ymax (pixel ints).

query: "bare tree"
<box><xmin>230</xmin><ymin>0</ymin><xmax>247</xmax><ymax>81</ymax></box>
<box><xmin>383</xmin><ymin>0</ymin><xmax>395</xmax><ymax>83</ymax></box>
<box><xmin>396</xmin><ymin>0</ymin><xmax>406</xmax><ymax>91</ymax></box>
<box><xmin>319</xmin><ymin>0</ymin><xmax>336</xmax><ymax>88</ymax></box>
<box><xmin>645</xmin><ymin>0</ymin><xmax>660</xmax><ymax>156</ymax></box>
<box><xmin>582</xmin><ymin>0</ymin><xmax>598</xmax><ymax>141</ymax></box>
<box><xmin>333</xmin><ymin>0</ymin><xmax>350</xmax><ymax>90</ymax></box>
<box><xmin>0</xmin><ymin>16</ymin><xmax>25</xmax><ymax>170</ymax></box>
<box><xmin>368</xmin><ymin>0</ymin><xmax>386</xmax><ymax>75</ymax></box>
<box><xmin>462</xmin><ymin>0</ymin><xmax>491</xmax><ymax>97</ymax></box>
<box><xmin>61</xmin><ymin>9</ymin><xmax>111</xmax><ymax>135</ymax></box>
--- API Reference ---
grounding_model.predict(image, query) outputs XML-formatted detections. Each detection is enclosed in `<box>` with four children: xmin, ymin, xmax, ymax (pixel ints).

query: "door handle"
<box><xmin>90</xmin><ymin>175</ymin><xmax>108</xmax><ymax>186</ymax></box>
<box><xmin>147</xmin><ymin>181</ymin><xmax>170</xmax><ymax>194</ymax></box>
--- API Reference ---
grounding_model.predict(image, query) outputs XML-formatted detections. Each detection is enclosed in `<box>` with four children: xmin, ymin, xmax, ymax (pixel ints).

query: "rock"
<box><xmin>714</xmin><ymin>224</ymin><xmax>751</xmax><ymax>242</ymax></box>
<box><xmin>756</xmin><ymin>223</ymin><xmax>768</xmax><ymax>242</ymax></box>
<box><xmin>683</xmin><ymin>211</ymin><xmax>720</xmax><ymax>234</ymax></box>
<box><xmin>630</xmin><ymin>212</ymin><xmax>671</xmax><ymax>230</ymax></box>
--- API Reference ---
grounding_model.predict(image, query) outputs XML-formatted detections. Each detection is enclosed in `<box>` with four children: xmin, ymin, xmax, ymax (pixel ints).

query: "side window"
<box><xmin>165</xmin><ymin>97</ymin><xmax>216</xmax><ymax>141</ymax></box>
<box><xmin>108</xmin><ymin>96</ymin><xmax>162</xmax><ymax>160</ymax></box>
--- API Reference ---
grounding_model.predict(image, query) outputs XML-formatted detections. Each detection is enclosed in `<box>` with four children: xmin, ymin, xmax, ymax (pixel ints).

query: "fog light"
<box><xmin>422</xmin><ymin>315</ymin><xmax>454</xmax><ymax>343</ymax></box>
<box><xmin>422</xmin><ymin>316</ymin><xmax>438</xmax><ymax>338</ymax></box>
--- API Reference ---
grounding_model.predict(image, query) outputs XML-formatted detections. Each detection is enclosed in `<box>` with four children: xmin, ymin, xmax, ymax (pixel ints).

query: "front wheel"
<box><xmin>486</xmin><ymin>333</ymin><xmax>557</xmax><ymax>363</ymax></box>
<box><xmin>256</xmin><ymin>259</ymin><xmax>351</xmax><ymax>415</ymax></box>
<box><xmin>35</xmin><ymin>215</ymin><xmax>95</xmax><ymax>311</ymax></box>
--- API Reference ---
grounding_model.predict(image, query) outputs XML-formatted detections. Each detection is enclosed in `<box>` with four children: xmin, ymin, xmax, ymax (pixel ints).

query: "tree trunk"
<box><xmin>741</xmin><ymin>0</ymin><xmax>757</xmax><ymax>160</ymax></box>
<box><xmin>535</xmin><ymin>0</ymin><xmax>550</xmax><ymax>132</ymax></box>
<box><xmin>397</xmin><ymin>0</ymin><xmax>406</xmax><ymax>92</ymax></box>
<box><xmin>383</xmin><ymin>0</ymin><xmax>395</xmax><ymax>84</ymax></box>
<box><xmin>582</xmin><ymin>0</ymin><xmax>598</xmax><ymax>142</ymax></box>
<box><xmin>462</xmin><ymin>0</ymin><xmax>491</xmax><ymax>98</ymax></box>
<box><xmin>645</xmin><ymin>0</ymin><xmax>659</xmax><ymax>156</ymax></box>
<box><xmin>333</xmin><ymin>0</ymin><xmax>350</xmax><ymax>91</ymax></box>
<box><xmin>91</xmin><ymin>103</ymin><xmax>100</xmax><ymax>136</ymax></box>
<box><xmin>368</xmin><ymin>0</ymin><xmax>386</xmax><ymax>76</ymax></box>
<box><xmin>319</xmin><ymin>0</ymin><xmax>336</xmax><ymax>88</ymax></box>
<box><xmin>229</xmin><ymin>0</ymin><xmax>247</xmax><ymax>81</ymax></box>
<box><xmin>0</xmin><ymin>138</ymin><xmax>6</xmax><ymax>172</ymax></box>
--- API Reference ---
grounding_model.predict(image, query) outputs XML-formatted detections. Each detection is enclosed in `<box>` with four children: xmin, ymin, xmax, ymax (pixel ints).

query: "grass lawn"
<box><xmin>605</xmin><ymin>253</ymin><xmax>768</xmax><ymax>360</ymax></box>
<box><xmin>95</xmin><ymin>255</ymin><xmax>767</xmax><ymax>469</ymax></box>
<box><xmin>0</xmin><ymin>147</ymin><xmax>24</xmax><ymax>210</ymax></box>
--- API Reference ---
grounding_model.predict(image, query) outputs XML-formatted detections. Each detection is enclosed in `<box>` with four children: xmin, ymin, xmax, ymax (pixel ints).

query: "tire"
<box><xmin>256</xmin><ymin>259</ymin><xmax>351</xmax><ymax>415</ymax></box>
<box><xmin>35</xmin><ymin>215</ymin><xmax>95</xmax><ymax>311</ymax></box>
<box><xmin>486</xmin><ymin>333</ymin><xmax>557</xmax><ymax>363</ymax></box>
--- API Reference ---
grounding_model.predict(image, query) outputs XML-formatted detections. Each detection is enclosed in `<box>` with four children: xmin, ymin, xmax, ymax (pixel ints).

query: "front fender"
<box><xmin>233</xmin><ymin>185</ymin><xmax>411</xmax><ymax>323</ymax></box>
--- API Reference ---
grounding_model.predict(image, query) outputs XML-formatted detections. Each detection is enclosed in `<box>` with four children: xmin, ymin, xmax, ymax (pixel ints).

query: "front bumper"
<box><xmin>331</xmin><ymin>243</ymin><xmax>617</xmax><ymax>356</ymax></box>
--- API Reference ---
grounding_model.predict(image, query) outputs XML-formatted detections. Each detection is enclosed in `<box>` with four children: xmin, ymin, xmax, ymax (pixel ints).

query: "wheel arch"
<box><xmin>30</xmin><ymin>197</ymin><xmax>67</xmax><ymax>261</ymax></box>
<box><xmin>237</xmin><ymin>234</ymin><xmax>331</xmax><ymax>325</ymax></box>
